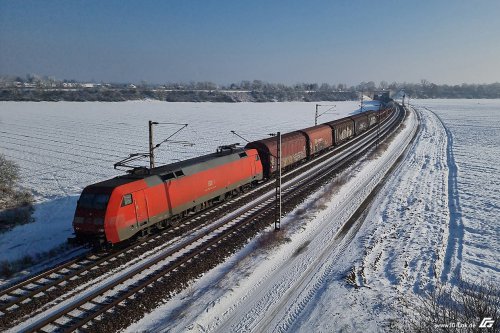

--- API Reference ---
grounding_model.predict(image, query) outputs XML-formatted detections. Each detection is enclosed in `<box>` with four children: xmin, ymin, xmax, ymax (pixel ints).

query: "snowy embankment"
<box><xmin>125</xmin><ymin>106</ymin><xmax>418</xmax><ymax>332</ymax></box>
<box><xmin>290</xmin><ymin>103</ymin><xmax>498</xmax><ymax>331</ymax></box>
<box><xmin>295</xmin><ymin>106</ymin><xmax>452</xmax><ymax>331</ymax></box>
<box><xmin>0</xmin><ymin>100</ymin><xmax>381</xmax><ymax>266</ymax></box>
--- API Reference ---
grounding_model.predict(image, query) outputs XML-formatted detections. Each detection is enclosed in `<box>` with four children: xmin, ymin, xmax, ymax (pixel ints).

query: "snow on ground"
<box><xmin>124</xmin><ymin>105</ymin><xmax>417</xmax><ymax>332</ymax></box>
<box><xmin>126</xmin><ymin>101</ymin><xmax>498</xmax><ymax>332</ymax></box>
<box><xmin>294</xmin><ymin>106</ymin><xmax>450</xmax><ymax>332</ymax></box>
<box><xmin>413</xmin><ymin>99</ymin><xmax>500</xmax><ymax>284</ymax></box>
<box><xmin>0</xmin><ymin>101</ymin><xmax>380</xmax><ymax>264</ymax></box>
<box><xmin>1</xmin><ymin>99</ymin><xmax>497</xmax><ymax>331</ymax></box>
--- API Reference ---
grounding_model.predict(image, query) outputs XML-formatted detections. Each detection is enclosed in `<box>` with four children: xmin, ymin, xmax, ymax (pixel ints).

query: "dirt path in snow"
<box><xmin>125</xmin><ymin>106</ymin><xmax>419</xmax><ymax>333</ymax></box>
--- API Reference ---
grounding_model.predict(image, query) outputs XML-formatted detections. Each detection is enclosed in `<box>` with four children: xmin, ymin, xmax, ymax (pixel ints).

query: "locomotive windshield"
<box><xmin>78</xmin><ymin>193</ymin><xmax>110</xmax><ymax>210</ymax></box>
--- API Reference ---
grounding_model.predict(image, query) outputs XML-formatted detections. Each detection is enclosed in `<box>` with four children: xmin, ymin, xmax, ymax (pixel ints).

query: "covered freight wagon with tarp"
<box><xmin>350</xmin><ymin>113</ymin><xmax>370</xmax><ymax>135</ymax></box>
<box><xmin>246</xmin><ymin>131</ymin><xmax>307</xmax><ymax>178</ymax></box>
<box><xmin>325</xmin><ymin>118</ymin><xmax>355</xmax><ymax>145</ymax></box>
<box><xmin>299</xmin><ymin>124</ymin><xmax>333</xmax><ymax>157</ymax></box>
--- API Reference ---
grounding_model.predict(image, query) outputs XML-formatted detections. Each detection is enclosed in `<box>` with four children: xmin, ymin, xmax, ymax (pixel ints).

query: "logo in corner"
<box><xmin>479</xmin><ymin>317</ymin><xmax>495</xmax><ymax>328</ymax></box>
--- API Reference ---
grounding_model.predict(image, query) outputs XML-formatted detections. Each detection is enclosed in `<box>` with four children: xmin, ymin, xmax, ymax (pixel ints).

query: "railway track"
<box><xmin>0</xmin><ymin>106</ymin><xmax>394</xmax><ymax>320</ymax></box>
<box><xmin>2</xmin><ymin>105</ymin><xmax>404</xmax><ymax>332</ymax></box>
<box><xmin>0</xmin><ymin>174</ymin><xmax>284</xmax><ymax>329</ymax></box>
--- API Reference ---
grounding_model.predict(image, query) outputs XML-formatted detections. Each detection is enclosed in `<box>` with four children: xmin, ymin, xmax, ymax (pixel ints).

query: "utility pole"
<box><xmin>315</xmin><ymin>104</ymin><xmax>319</xmax><ymax>126</ymax></box>
<box><xmin>149</xmin><ymin>121</ymin><xmax>189</xmax><ymax>170</ymax></box>
<box><xmin>148</xmin><ymin>120</ymin><xmax>158</xmax><ymax>169</ymax></box>
<box><xmin>114</xmin><ymin>121</ymin><xmax>190</xmax><ymax>173</ymax></box>
<box><xmin>360</xmin><ymin>91</ymin><xmax>364</xmax><ymax>112</ymax></box>
<box><xmin>275</xmin><ymin>131</ymin><xmax>281</xmax><ymax>231</ymax></box>
<box><xmin>314</xmin><ymin>104</ymin><xmax>337</xmax><ymax>126</ymax></box>
<box><xmin>377</xmin><ymin>104</ymin><xmax>381</xmax><ymax>146</ymax></box>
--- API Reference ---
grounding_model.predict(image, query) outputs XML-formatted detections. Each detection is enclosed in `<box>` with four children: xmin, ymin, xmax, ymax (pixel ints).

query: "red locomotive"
<box><xmin>73</xmin><ymin>148</ymin><xmax>263</xmax><ymax>244</ymax></box>
<box><xmin>72</xmin><ymin>107</ymin><xmax>394</xmax><ymax>245</ymax></box>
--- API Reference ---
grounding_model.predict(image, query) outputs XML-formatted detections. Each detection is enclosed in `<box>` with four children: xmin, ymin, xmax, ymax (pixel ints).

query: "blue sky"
<box><xmin>1</xmin><ymin>0</ymin><xmax>499</xmax><ymax>85</ymax></box>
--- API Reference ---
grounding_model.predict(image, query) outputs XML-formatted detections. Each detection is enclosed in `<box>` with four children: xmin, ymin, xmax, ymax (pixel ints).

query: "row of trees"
<box><xmin>398</xmin><ymin>80</ymin><xmax>500</xmax><ymax>99</ymax></box>
<box><xmin>152</xmin><ymin>79</ymin><xmax>500</xmax><ymax>99</ymax></box>
<box><xmin>2</xmin><ymin>75</ymin><xmax>500</xmax><ymax>101</ymax></box>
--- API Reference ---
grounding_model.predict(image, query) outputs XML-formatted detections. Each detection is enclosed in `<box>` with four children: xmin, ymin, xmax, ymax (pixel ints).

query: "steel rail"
<box><xmin>0</xmin><ymin>105</ymin><xmax>394</xmax><ymax>315</ymax></box>
<box><xmin>20</xmin><ymin>104</ymin><xmax>404</xmax><ymax>333</ymax></box>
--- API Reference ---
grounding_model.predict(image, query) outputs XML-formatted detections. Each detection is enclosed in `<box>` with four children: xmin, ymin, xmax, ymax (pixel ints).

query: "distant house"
<box><xmin>81</xmin><ymin>83</ymin><xmax>95</xmax><ymax>88</ymax></box>
<box><xmin>128</xmin><ymin>84</ymin><xmax>137</xmax><ymax>89</ymax></box>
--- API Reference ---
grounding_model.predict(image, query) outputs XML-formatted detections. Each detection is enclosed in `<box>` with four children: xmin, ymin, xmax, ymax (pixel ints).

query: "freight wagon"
<box><xmin>245</xmin><ymin>131</ymin><xmax>307</xmax><ymax>178</ymax></box>
<box><xmin>72</xmin><ymin>108</ymin><xmax>395</xmax><ymax>245</ymax></box>
<box><xmin>299</xmin><ymin>124</ymin><xmax>333</xmax><ymax>157</ymax></box>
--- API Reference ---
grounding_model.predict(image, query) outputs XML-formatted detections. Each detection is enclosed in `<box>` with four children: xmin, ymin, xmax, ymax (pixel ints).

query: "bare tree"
<box><xmin>0</xmin><ymin>153</ymin><xmax>19</xmax><ymax>190</ymax></box>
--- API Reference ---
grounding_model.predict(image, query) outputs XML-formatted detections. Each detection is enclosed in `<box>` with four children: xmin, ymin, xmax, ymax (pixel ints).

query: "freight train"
<box><xmin>72</xmin><ymin>107</ymin><xmax>394</xmax><ymax>246</ymax></box>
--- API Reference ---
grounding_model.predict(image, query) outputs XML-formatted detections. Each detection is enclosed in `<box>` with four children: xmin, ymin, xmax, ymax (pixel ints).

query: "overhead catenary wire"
<box><xmin>314</xmin><ymin>104</ymin><xmax>338</xmax><ymax>126</ymax></box>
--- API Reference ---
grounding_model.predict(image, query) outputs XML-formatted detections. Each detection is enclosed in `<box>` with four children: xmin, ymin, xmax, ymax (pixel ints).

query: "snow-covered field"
<box><xmin>413</xmin><ymin>100</ymin><xmax>500</xmax><ymax>283</ymax></box>
<box><xmin>124</xmin><ymin>100</ymin><xmax>499</xmax><ymax>332</ymax></box>
<box><xmin>1</xmin><ymin>99</ymin><xmax>498</xmax><ymax>332</ymax></box>
<box><xmin>0</xmin><ymin>100</ymin><xmax>374</xmax><ymax>264</ymax></box>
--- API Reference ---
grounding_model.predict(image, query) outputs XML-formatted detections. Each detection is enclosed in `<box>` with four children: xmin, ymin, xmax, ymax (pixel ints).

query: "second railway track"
<box><xmin>3</xmin><ymin>104</ymin><xmax>405</xmax><ymax>333</ymax></box>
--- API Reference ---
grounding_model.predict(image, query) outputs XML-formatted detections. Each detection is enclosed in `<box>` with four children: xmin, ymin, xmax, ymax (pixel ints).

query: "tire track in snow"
<box><xmin>266</xmin><ymin>108</ymin><xmax>417</xmax><ymax>333</ymax></box>
<box><xmin>427</xmin><ymin>107</ymin><xmax>464</xmax><ymax>284</ymax></box>
<box><xmin>215</xmin><ymin>107</ymin><xmax>417</xmax><ymax>333</ymax></box>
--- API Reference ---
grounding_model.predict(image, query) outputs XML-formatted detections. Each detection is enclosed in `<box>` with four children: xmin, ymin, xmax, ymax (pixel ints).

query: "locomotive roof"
<box><xmin>149</xmin><ymin>147</ymin><xmax>246</xmax><ymax>175</ymax></box>
<box><xmin>87</xmin><ymin>147</ymin><xmax>247</xmax><ymax>189</ymax></box>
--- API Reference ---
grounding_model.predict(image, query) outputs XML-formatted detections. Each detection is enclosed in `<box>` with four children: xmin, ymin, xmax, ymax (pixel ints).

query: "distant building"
<box><xmin>373</xmin><ymin>91</ymin><xmax>392</xmax><ymax>103</ymax></box>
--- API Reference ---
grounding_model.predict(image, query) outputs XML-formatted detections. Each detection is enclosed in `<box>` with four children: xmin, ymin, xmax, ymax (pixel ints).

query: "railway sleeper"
<box><xmin>49</xmin><ymin>319</ymin><xmax>71</xmax><ymax>328</ymax></box>
<box><xmin>65</xmin><ymin>312</ymin><xmax>83</xmax><ymax>320</ymax></box>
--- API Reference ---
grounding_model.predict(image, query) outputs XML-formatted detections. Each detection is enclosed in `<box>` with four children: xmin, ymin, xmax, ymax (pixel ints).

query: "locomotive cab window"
<box><xmin>78</xmin><ymin>193</ymin><xmax>94</xmax><ymax>209</ymax></box>
<box><xmin>94</xmin><ymin>194</ymin><xmax>110</xmax><ymax>210</ymax></box>
<box><xmin>78</xmin><ymin>193</ymin><xmax>110</xmax><ymax>210</ymax></box>
<box><xmin>121</xmin><ymin>194</ymin><xmax>133</xmax><ymax>207</ymax></box>
<box><xmin>174</xmin><ymin>170</ymin><xmax>184</xmax><ymax>177</ymax></box>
